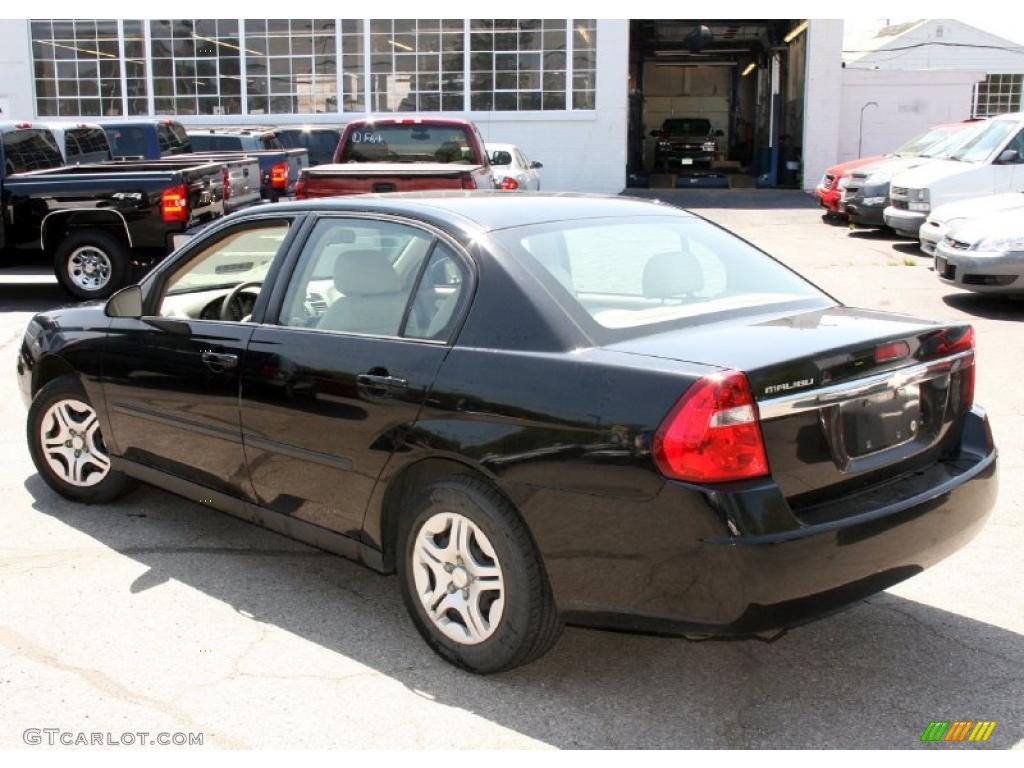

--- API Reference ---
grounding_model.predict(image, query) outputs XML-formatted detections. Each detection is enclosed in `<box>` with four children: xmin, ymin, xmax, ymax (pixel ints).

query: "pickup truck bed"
<box><xmin>186</xmin><ymin>148</ymin><xmax>309</xmax><ymax>201</ymax></box>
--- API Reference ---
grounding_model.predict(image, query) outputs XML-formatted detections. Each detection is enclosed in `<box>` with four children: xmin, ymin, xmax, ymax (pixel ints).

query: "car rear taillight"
<box><xmin>461</xmin><ymin>172</ymin><xmax>477</xmax><ymax>190</ymax></box>
<box><xmin>653</xmin><ymin>370</ymin><xmax>769</xmax><ymax>483</ymax></box>
<box><xmin>921</xmin><ymin>326</ymin><xmax>975</xmax><ymax>408</ymax></box>
<box><xmin>874</xmin><ymin>340</ymin><xmax>910</xmax><ymax>363</ymax></box>
<box><xmin>295</xmin><ymin>173</ymin><xmax>308</xmax><ymax>200</ymax></box>
<box><xmin>221</xmin><ymin>168</ymin><xmax>231</xmax><ymax>201</ymax></box>
<box><xmin>500</xmin><ymin>177</ymin><xmax>519</xmax><ymax>191</ymax></box>
<box><xmin>160</xmin><ymin>184</ymin><xmax>188</xmax><ymax>223</ymax></box>
<box><xmin>270</xmin><ymin>161</ymin><xmax>288</xmax><ymax>189</ymax></box>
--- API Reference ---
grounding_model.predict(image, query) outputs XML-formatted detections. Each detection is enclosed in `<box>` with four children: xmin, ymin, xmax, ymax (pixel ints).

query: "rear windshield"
<box><xmin>65</xmin><ymin>128</ymin><xmax>111</xmax><ymax>163</ymax></box>
<box><xmin>3</xmin><ymin>129</ymin><xmax>65</xmax><ymax>174</ymax></box>
<box><xmin>158</xmin><ymin>122</ymin><xmax>192</xmax><ymax>156</ymax></box>
<box><xmin>259</xmin><ymin>134</ymin><xmax>284</xmax><ymax>150</ymax></box>
<box><xmin>493</xmin><ymin>216</ymin><xmax>829</xmax><ymax>336</ymax></box>
<box><xmin>662</xmin><ymin>119</ymin><xmax>711</xmax><ymax>135</ymax></box>
<box><xmin>190</xmin><ymin>134</ymin><xmax>244</xmax><ymax>151</ymax></box>
<box><xmin>104</xmin><ymin>125</ymin><xmax>148</xmax><ymax>158</ymax></box>
<box><xmin>339</xmin><ymin>124</ymin><xmax>476</xmax><ymax>163</ymax></box>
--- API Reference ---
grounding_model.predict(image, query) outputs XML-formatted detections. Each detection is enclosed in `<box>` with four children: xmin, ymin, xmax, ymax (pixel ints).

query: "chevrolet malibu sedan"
<box><xmin>18</xmin><ymin>193</ymin><xmax>997</xmax><ymax>673</ymax></box>
<box><xmin>919</xmin><ymin>191</ymin><xmax>1024</xmax><ymax>256</ymax></box>
<box><xmin>934</xmin><ymin>208</ymin><xmax>1024</xmax><ymax>296</ymax></box>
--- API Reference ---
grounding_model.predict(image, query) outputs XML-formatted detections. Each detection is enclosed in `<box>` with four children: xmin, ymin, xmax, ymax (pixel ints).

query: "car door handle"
<box><xmin>201</xmin><ymin>351</ymin><xmax>238</xmax><ymax>372</ymax></box>
<box><xmin>356</xmin><ymin>373</ymin><xmax>408</xmax><ymax>395</ymax></box>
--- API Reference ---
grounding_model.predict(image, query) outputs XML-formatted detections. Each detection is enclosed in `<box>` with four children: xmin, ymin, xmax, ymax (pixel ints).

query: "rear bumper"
<box><xmin>558</xmin><ymin>407</ymin><xmax>997</xmax><ymax>636</ymax></box>
<box><xmin>884</xmin><ymin>206</ymin><xmax>927</xmax><ymax>237</ymax></box>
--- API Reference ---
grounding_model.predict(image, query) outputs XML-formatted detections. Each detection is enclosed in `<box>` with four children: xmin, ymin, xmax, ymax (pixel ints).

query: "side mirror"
<box><xmin>529</xmin><ymin>160</ymin><xmax>543</xmax><ymax>169</ymax></box>
<box><xmin>996</xmin><ymin>148</ymin><xmax>1021</xmax><ymax>164</ymax></box>
<box><xmin>715</xmin><ymin>129</ymin><xmax>724</xmax><ymax>137</ymax></box>
<box><xmin>104</xmin><ymin>284</ymin><xmax>143</xmax><ymax>319</ymax></box>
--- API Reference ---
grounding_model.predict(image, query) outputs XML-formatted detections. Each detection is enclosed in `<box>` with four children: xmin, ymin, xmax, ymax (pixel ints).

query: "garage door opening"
<box><xmin>627</xmin><ymin>20</ymin><xmax>807</xmax><ymax>191</ymax></box>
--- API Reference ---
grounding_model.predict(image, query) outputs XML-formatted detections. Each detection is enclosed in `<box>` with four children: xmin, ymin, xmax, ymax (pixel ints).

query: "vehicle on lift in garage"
<box><xmin>18</xmin><ymin>193</ymin><xmax>997</xmax><ymax>673</ymax></box>
<box><xmin>651</xmin><ymin>117</ymin><xmax>722</xmax><ymax>170</ymax></box>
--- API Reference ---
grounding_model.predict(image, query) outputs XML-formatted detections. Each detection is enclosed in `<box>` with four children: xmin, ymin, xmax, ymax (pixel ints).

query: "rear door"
<box><xmin>239</xmin><ymin>215</ymin><xmax>472</xmax><ymax>536</ymax></box>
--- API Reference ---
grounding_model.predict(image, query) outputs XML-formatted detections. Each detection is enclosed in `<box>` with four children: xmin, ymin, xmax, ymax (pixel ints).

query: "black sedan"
<box><xmin>18</xmin><ymin>193</ymin><xmax>997</xmax><ymax>673</ymax></box>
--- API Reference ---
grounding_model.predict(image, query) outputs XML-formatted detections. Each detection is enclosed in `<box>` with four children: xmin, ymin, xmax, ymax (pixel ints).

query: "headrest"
<box><xmin>642</xmin><ymin>251</ymin><xmax>704</xmax><ymax>298</ymax></box>
<box><xmin>334</xmin><ymin>250</ymin><xmax>402</xmax><ymax>295</ymax></box>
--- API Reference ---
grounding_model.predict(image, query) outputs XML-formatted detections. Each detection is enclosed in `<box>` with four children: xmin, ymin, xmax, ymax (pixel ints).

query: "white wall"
<box><xmin>837</xmin><ymin>68</ymin><xmax>983</xmax><ymax>161</ymax></box>
<box><xmin>801</xmin><ymin>20</ymin><xmax>844</xmax><ymax>190</ymax></box>
<box><xmin>0</xmin><ymin>20</ymin><xmax>33</xmax><ymax>120</ymax></box>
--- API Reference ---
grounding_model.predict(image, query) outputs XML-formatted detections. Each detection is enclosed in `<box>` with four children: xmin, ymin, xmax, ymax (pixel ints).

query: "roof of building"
<box><xmin>843</xmin><ymin>19</ymin><xmax>1024</xmax><ymax>71</ymax></box>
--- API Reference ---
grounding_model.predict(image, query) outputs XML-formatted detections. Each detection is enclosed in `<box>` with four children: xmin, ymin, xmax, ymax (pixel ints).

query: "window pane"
<box><xmin>278</xmin><ymin>219</ymin><xmax>435</xmax><ymax>337</ymax></box>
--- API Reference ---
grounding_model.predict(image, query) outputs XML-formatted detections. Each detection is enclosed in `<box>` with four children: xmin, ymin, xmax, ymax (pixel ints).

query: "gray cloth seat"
<box><xmin>317</xmin><ymin>250</ymin><xmax>408</xmax><ymax>336</ymax></box>
<box><xmin>642</xmin><ymin>251</ymin><xmax>704</xmax><ymax>299</ymax></box>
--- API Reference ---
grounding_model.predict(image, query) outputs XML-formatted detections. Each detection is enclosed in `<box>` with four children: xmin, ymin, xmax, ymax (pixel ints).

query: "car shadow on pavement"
<box><xmin>942</xmin><ymin>293</ymin><xmax>1024</xmax><ymax>321</ymax></box>
<box><xmin>24</xmin><ymin>475</ymin><xmax>1024</xmax><ymax>749</ymax></box>
<box><xmin>0</xmin><ymin>280</ymin><xmax>70</xmax><ymax>314</ymax></box>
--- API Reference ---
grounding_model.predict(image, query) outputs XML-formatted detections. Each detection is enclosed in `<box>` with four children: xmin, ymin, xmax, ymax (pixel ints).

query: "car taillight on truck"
<box><xmin>500</xmin><ymin>177</ymin><xmax>519</xmax><ymax>191</ymax></box>
<box><xmin>270</xmin><ymin>161</ymin><xmax>289</xmax><ymax>190</ymax></box>
<box><xmin>295</xmin><ymin>174</ymin><xmax>308</xmax><ymax>200</ymax></box>
<box><xmin>461</xmin><ymin>173</ymin><xmax>477</xmax><ymax>190</ymax></box>
<box><xmin>221</xmin><ymin>167</ymin><xmax>231</xmax><ymax>201</ymax></box>
<box><xmin>653</xmin><ymin>370</ymin><xmax>769</xmax><ymax>483</ymax></box>
<box><xmin>160</xmin><ymin>184</ymin><xmax>188</xmax><ymax>223</ymax></box>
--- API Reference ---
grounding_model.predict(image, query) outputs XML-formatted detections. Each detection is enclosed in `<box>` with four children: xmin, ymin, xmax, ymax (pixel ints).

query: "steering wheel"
<box><xmin>220</xmin><ymin>281</ymin><xmax>263</xmax><ymax>321</ymax></box>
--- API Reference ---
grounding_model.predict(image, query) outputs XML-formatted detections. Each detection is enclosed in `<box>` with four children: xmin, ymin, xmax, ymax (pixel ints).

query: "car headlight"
<box><xmin>702</xmin><ymin>141</ymin><xmax>716</xmax><ymax>152</ymax></box>
<box><xmin>911</xmin><ymin>188</ymin><xmax>929</xmax><ymax>202</ymax></box>
<box><xmin>970</xmin><ymin>235</ymin><xmax>1024</xmax><ymax>252</ymax></box>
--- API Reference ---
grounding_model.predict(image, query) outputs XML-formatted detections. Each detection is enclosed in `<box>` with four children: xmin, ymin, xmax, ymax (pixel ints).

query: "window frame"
<box><xmin>262</xmin><ymin>212</ymin><xmax>478</xmax><ymax>346</ymax></box>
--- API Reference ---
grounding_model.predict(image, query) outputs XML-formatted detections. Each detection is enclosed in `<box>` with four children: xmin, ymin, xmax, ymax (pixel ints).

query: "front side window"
<box><xmin>157</xmin><ymin>221</ymin><xmax>292</xmax><ymax>319</ymax></box>
<box><xmin>948</xmin><ymin>120</ymin><xmax>1019</xmax><ymax>163</ymax></box>
<box><xmin>494</xmin><ymin>216</ymin><xmax>829</xmax><ymax>334</ymax></box>
<box><xmin>279</xmin><ymin>218</ymin><xmax>467</xmax><ymax>340</ymax></box>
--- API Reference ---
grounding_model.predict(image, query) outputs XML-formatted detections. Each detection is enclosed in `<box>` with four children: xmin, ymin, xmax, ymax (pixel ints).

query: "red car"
<box><xmin>816</xmin><ymin>155</ymin><xmax>884</xmax><ymax>219</ymax></box>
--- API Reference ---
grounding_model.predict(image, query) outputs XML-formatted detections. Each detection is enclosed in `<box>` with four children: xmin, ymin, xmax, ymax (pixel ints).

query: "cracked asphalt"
<box><xmin>1</xmin><ymin>191</ymin><xmax>1021</xmax><ymax>749</ymax></box>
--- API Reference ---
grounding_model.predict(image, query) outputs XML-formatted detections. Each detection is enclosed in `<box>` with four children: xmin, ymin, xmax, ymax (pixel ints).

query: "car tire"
<box><xmin>397</xmin><ymin>475</ymin><xmax>562</xmax><ymax>674</ymax></box>
<box><xmin>27</xmin><ymin>375</ymin><xmax>133</xmax><ymax>504</ymax></box>
<box><xmin>53</xmin><ymin>229</ymin><xmax>129</xmax><ymax>301</ymax></box>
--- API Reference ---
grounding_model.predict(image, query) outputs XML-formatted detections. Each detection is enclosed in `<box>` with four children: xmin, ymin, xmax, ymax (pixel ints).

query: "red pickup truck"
<box><xmin>296</xmin><ymin>117</ymin><xmax>494</xmax><ymax>198</ymax></box>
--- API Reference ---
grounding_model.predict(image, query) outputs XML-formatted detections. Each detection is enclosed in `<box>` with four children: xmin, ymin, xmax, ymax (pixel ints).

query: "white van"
<box><xmin>883</xmin><ymin>113</ymin><xmax>1024</xmax><ymax>239</ymax></box>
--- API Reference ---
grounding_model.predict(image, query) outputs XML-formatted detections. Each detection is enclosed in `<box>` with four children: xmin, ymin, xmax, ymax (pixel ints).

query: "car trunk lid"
<box><xmin>607</xmin><ymin>305</ymin><xmax>975</xmax><ymax>502</ymax></box>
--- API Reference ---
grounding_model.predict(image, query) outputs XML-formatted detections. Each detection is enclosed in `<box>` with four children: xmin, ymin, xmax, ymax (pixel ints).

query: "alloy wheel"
<box><xmin>67</xmin><ymin>247</ymin><xmax>113</xmax><ymax>292</ymax></box>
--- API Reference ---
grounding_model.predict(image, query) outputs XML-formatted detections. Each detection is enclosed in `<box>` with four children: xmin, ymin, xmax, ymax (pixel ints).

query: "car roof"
<box><xmin>259</xmin><ymin>192</ymin><xmax>689</xmax><ymax>234</ymax></box>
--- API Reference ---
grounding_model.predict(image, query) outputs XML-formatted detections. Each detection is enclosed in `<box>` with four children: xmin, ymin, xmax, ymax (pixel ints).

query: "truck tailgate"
<box><xmin>301</xmin><ymin>163</ymin><xmax>484</xmax><ymax>197</ymax></box>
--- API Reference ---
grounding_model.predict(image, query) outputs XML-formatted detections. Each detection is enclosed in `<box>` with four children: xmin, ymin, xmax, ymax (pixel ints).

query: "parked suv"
<box><xmin>650</xmin><ymin>118</ymin><xmax>722</xmax><ymax>170</ymax></box>
<box><xmin>885</xmin><ymin>113</ymin><xmax>1024</xmax><ymax>238</ymax></box>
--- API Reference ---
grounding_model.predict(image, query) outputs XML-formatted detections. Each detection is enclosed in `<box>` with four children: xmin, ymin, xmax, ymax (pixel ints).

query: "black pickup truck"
<box><xmin>1</xmin><ymin>122</ymin><xmax>230</xmax><ymax>300</ymax></box>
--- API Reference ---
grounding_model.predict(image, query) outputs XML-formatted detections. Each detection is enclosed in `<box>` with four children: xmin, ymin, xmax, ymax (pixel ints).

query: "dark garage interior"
<box><xmin>627</xmin><ymin>20</ymin><xmax>808</xmax><ymax>190</ymax></box>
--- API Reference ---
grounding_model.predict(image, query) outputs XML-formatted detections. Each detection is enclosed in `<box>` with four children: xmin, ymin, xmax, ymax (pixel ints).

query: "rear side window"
<box><xmin>278</xmin><ymin>218</ymin><xmax>466</xmax><ymax>340</ymax></box>
<box><xmin>2</xmin><ymin>129</ymin><xmax>65</xmax><ymax>173</ymax></box>
<box><xmin>104</xmin><ymin>126</ymin><xmax>147</xmax><ymax>158</ymax></box>
<box><xmin>495</xmin><ymin>216</ymin><xmax>828</xmax><ymax>333</ymax></box>
<box><xmin>340</xmin><ymin>124</ymin><xmax>476</xmax><ymax>164</ymax></box>
<box><xmin>65</xmin><ymin>128</ymin><xmax>110</xmax><ymax>164</ymax></box>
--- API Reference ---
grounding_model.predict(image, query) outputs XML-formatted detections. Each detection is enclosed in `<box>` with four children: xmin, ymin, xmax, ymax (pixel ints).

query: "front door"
<box><xmin>239</xmin><ymin>215</ymin><xmax>471</xmax><ymax>537</ymax></box>
<box><xmin>102</xmin><ymin>218</ymin><xmax>296</xmax><ymax>499</ymax></box>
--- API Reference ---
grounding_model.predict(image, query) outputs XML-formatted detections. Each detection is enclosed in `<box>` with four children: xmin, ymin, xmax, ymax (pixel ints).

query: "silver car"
<box><xmin>934</xmin><ymin>209</ymin><xmax>1024</xmax><ymax>296</ymax></box>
